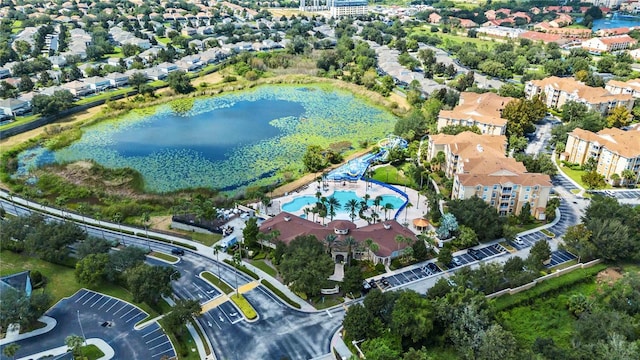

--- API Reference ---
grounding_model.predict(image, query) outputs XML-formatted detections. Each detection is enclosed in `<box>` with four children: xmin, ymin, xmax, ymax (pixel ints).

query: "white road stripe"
<box><xmin>75</xmin><ymin>291</ymin><xmax>90</xmax><ymax>303</ymax></box>
<box><xmin>152</xmin><ymin>348</ymin><xmax>174</xmax><ymax>358</ymax></box>
<box><xmin>82</xmin><ymin>293</ymin><xmax>98</xmax><ymax>305</ymax></box>
<box><xmin>145</xmin><ymin>334</ymin><xmax>166</xmax><ymax>344</ymax></box>
<box><xmin>90</xmin><ymin>296</ymin><xmax>104</xmax><ymax>308</ymax></box>
<box><xmin>112</xmin><ymin>304</ymin><xmax>127</xmax><ymax>315</ymax></box>
<box><xmin>98</xmin><ymin>298</ymin><xmax>112</xmax><ymax>310</ymax></box>
<box><xmin>149</xmin><ymin>340</ymin><xmax>170</xmax><ymax>351</ymax></box>
<box><xmin>120</xmin><ymin>308</ymin><xmax>136</xmax><ymax>319</ymax></box>
<box><xmin>105</xmin><ymin>301</ymin><xmax>119</xmax><ymax>313</ymax></box>
<box><xmin>142</xmin><ymin>327</ymin><xmax>161</xmax><ymax>338</ymax></box>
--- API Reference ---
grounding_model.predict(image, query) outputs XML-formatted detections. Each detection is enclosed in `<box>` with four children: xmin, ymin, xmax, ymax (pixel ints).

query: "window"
<box><xmin>524</xmin><ymin>195</ymin><xmax>529</xmax><ymax>200</ymax></box>
<box><xmin>493</xmin><ymin>185</ymin><xmax>498</xmax><ymax>190</ymax></box>
<box><xmin>534</xmin><ymin>186</ymin><xmax>538</xmax><ymax>191</ymax></box>
<box><xmin>491</xmin><ymin>201</ymin><xmax>495</xmax><ymax>205</ymax></box>
<box><xmin>484</xmin><ymin>186</ymin><xmax>488</xmax><ymax>192</ymax></box>
<box><xmin>526</xmin><ymin>187</ymin><xmax>531</xmax><ymax>192</ymax></box>
<box><xmin>476</xmin><ymin>185</ymin><xmax>481</xmax><ymax>191</ymax></box>
<box><xmin>482</xmin><ymin>195</ymin><xmax>487</xmax><ymax>200</ymax></box>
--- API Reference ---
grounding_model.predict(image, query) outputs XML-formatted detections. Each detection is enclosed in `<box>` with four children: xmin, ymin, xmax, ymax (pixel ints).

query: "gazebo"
<box><xmin>412</xmin><ymin>218</ymin><xmax>430</xmax><ymax>232</ymax></box>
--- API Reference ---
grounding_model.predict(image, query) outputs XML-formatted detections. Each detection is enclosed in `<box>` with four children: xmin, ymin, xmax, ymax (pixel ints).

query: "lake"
<box><xmin>589</xmin><ymin>13</ymin><xmax>640</xmax><ymax>31</ymax></box>
<box><xmin>17</xmin><ymin>85</ymin><xmax>397</xmax><ymax>193</ymax></box>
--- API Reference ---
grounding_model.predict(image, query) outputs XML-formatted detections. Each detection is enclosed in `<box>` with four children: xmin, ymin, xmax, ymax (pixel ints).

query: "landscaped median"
<box><xmin>147</xmin><ymin>251</ymin><xmax>179</xmax><ymax>264</ymax></box>
<box><xmin>200</xmin><ymin>271</ymin><xmax>234</xmax><ymax>294</ymax></box>
<box><xmin>229</xmin><ymin>293</ymin><xmax>258</xmax><ymax>321</ymax></box>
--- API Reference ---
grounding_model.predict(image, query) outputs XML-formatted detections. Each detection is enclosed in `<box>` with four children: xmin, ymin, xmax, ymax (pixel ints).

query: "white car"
<box><xmin>514</xmin><ymin>237</ymin><xmax>524</xmax><ymax>245</ymax></box>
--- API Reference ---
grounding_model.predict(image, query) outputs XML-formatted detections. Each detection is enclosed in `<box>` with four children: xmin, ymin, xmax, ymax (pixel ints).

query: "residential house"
<box><xmin>259</xmin><ymin>213</ymin><xmax>415</xmax><ymax>266</ymax></box>
<box><xmin>437</xmin><ymin>92</ymin><xmax>514</xmax><ymax>136</ymax></box>
<box><xmin>105</xmin><ymin>72</ymin><xmax>129</xmax><ymax>87</ymax></box>
<box><xmin>525</xmin><ymin>76</ymin><xmax>635</xmax><ymax>114</ymax></box>
<box><xmin>564</xmin><ymin>127</ymin><xmax>640</xmax><ymax>184</ymax></box>
<box><xmin>476</xmin><ymin>26</ymin><xmax>525</xmax><ymax>39</ymax></box>
<box><xmin>581</xmin><ymin>35</ymin><xmax>638</xmax><ymax>54</ymax></box>
<box><xmin>429</xmin><ymin>12</ymin><xmax>442</xmax><ymax>24</ymax></box>
<box><xmin>0</xmin><ymin>98</ymin><xmax>31</xmax><ymax>117</ymax></box>
<box><xmin>61</xmin><ymin>80</ymin><xmax>92</xmax><ymax>96</ymax></box>
<box><xmin>82</xmin><ymin>76</ymin><xmax>111</xmax><ymax>92</ymax></box>
<box><xmin>427</xmin><ymin>132</ymin><xmax>552</xmax><ymax>219</ymax></box>
<box><xmin>457</xmin><ymin>18</ymin><xmax>478</xmax><ymax>28</ymax></box>
<box><xmin>605</xmin><ymin>79</ymin><xmax>640</xmax><ymax>99</ymax></box>
<box><xmin>145</xmin><ymin>67</ymin><xmax>167</xmax><ymax>80</ymax></box>
<box><xmin>48</xmin><ymin>55</ymin><xmax>67</xmax><ymax>69</ymax></box>
<box><xmin>595</xmin><ymin>27</ymin><xmax>632</xmax><ymax>37</ymax></box>
<box><xmin>157</xmin><ymin>62</ymin><xmax>179</xmax><ymax>74</ymax></box>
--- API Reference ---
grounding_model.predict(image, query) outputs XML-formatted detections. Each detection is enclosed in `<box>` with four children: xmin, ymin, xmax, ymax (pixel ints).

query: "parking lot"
<box><xmin>510</xmin><ymin>232</ymin><xmax>548</xmax><ymax>251</ymax></box>
<box><xmin>8</xmin><ymin>289</ymin><xmax>176</xmax><ymax>360</ymax></box>
<box><xmin>368</xmin><ymin>262</ymin><xmax>442</xmax><ymax>291</ymax></box>
<box><xmin>546</xmin><ymin>249</ymin><xmax>577</xmax><ymax>268</ymax></box>
<box><xmin>552</xmin><ymin>176</ymin><xmax>578</xmax><ymax>191</ymax></box>
<box><xmin>590</xmin><ymin>189</ymin><xmax>640</xmax><ymax>200</ymax></box>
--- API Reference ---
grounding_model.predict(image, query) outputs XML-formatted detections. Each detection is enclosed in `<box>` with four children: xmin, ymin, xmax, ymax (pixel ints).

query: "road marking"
<box><xmin>142</xmin><ymin>327</ymin><xmax>161</xmax><ymax>338</ymax></box>
<box><xmin>149</xmin><ymin>340</ymin><xmax>171</xmax><ymax>351</ymax></box>
<box><xmin>237</xmin><ymin>280</ymin><xmax>260</xmax><ymax>294</ymax></box>
<box><xmin>325</xmin><ymin>309</ymin><xmax>332</xmax><ymax>318</ymax></box>
<box><xmin>146</xmin><ymin>334</ymin><xmax>166</xmax><ymax>344</ymax></box>
<box><xmin>152</xmin><ymin>349</ymin><xmax>174</xmax><ymax>358</ymax></box>
<box><xmin>75</xmin><ymin>291</ymin><xmax>90</xmax><ymax>303</ymax></box>
<box><xmin>126</xmin><ymin>313</ymin><xmax>145</xmax><ymax>323</ymax></box>
<box><xmin>105</xmin><ymin>301</ymin><xmax>119</xmax><ymax>313</ymax></box>
<box><xmin>98</xmin><ymin>298</ymin><xmax>112</xmax><ymax>310</ymax></box>
<box><xmin>112</xmin><ymin>304</ymin><xmax>127</xmax><ymax>315</ymax></box>
<box><xmin>90</xmin><ymin>296</ymin><xmax>104</xmax><ymax>308</ymax></box>
<box><xmin>120</xmin><ymin>308</ymin><xmax>136</xmax><ymax>319</ymax></box>
<box><xmin>200</xmin><ymin>294</ymin><xmax>230</xmax><ymax>314</ymax></box>
<box><xmin>83</xmin><ymin>293</ymin><xmax>98</xmax><ymax>305</ymax></box>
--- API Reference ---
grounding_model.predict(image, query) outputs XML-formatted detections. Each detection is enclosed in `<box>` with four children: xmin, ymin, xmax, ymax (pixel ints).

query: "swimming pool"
<box><xmin>281</xmin><ymin>190</ymin><xmax>406</xmax><ymax>213</ymax></box>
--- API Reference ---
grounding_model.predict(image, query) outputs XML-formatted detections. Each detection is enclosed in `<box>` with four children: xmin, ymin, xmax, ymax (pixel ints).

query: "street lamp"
<box><xmin>77</xmin><ymin>310</ymin><xmax>86</xmax><ymax>346</ymax></box>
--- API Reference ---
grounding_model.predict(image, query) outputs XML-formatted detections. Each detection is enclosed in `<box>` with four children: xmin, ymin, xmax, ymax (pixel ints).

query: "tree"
<box><xmin>438</xmin><ymin>246</ymin><xmax>452</xmax><ymax>265</ymax></box>
<box><xmin>65</xmin><ymin>335</ymin><xmax>84</xmax><ymax>357</ymax></box>
<box><xmin>346</xmin><ymin>199</ymin><xmax>359</xmax><ymax>223</ymax></box>
<box><xmin>31</xmin><ymin>90</ymin><xmax>74</xmax><ymax>116</ymax></box>
<box><xmin>77</xmin><ymin>237</ymin><xmax>113</xmax><ymax>259</ymax></box>
<box><xmin>503</xmin><ymin>96</ymin><xmax>546</xmax><ymax>138</ymax></box>
<box><xmin>129</xmin><ymin>72</ymin><xmax>149</xmax><ymax>93</ymax></box>
<box><xmin>343</xmin><ymin>303</ymin><xmax>379</xmax><ymax>340</ymax></box>
<box><xmin>362</xmin><ymin>337</ymin><xmax>401</xmax><ymax>360</ymax></box>
<box><xmin>18</xmin><ymin>75</ymin><xmax>34</xmax><ymax>92</ymax></box>
<box><xmin>453</xmin><ymin>225</ymin><xmax>478</xmax><ymax>249</ymax></box>
<box><xmin>606</xmin><ymin>106</ymin><xmax>631</xmax><ymax>128</ymax></box>
<box><xmin>582</xmin><ymin>170</ymin><xmax>606</xmax><ymax>190</ymax></box>
<box><xmin>411</xmin><ymin>238</ymin><xmax>430</xmax><ymax>261</ymax></box>
<box><xmin>390</xmin><ymin>291</ymin><xmax>434</xmax><ymax>344</ymax></box>
<box><xmin>561</xmin><ymin>224</ymin><xmax>596</xmax><ymax>262</ymax></box>
<box><xmin>342</xmin><ymin>265</ymin><xmax>364</xmax><ymax>297</ymax></box>
<box><xmin>167</xmin><ymin>70</ymin><xmax>194</xmax><ymax>94</ymax></box>
<box><xmin>302</xmin><ymin>145</ymin><xmax>326</xmax><ymax>172</ymax></box>
<box><xmin>448</xmin><ymin>196</ymin><xmax>504</xmax><ymax>242</ymax></box>
<box><xmin>278</xmin><ymin>235</ymin><xmax>334</xmax><ymax>297</ymax></box>
<box><xmin>622</xmin><ymin>169</ymin><xmax>636</xmax><ymax>186</ymax></box>
<box><xmin>75</xmin><ymin>253</ymin><xmax>109</xmax><ymax>285</ymax></box>
<box><xmin>607</xmin><ymin>272</ymin><xmax>640</xmax><ymax>316</ymax></box>
<box><xmin>518</xmin><ymin>202</ymin><xmax>532</xmax><ymax>225</ymax></box>
<box><xmin>242</xmin><ymin>217</ymin><xmax>259</xmax><ymax>249</ymax></box>
<box><xmin>508</xmin><ymin>135</ymin><xmax>528</xmax><ymax>153</ymax></box>
<box><xmin>586</xmin><ymin>218</ymin><xmax>632</xmax><ymax>261</ymax></box>
<box><xmin>475</xmin><ymin>324</ymin><xmax>518</xmax><ymax>360</ymax></box>
<box><xmin>162</xmin><ymin>299</ymin><xmax>201</xmax><ymax>335</ymax></box>
<box><xmin>528</xmin><ymin>240</ymin><xmax>551</xmax><ymax>270</ymax></box>
<box><xmin>25</xmin><ymin>219</ymin><xmax>86</xmax><ymax>264</ymax></box>
<box><xmin>342</xmin><ymin>236</ymin><xmax>358</xmax><ymax>265</ymax></box>
<box><xmin>2</xmin><ymin>343</ymin><xmax>20</xmax><ymax>359</ymax></box>
<box><xmin>107</xmin><ymin>245</ymin><xmax>147</xmax><ymax>278</ymax></box>
<box><xmin>126</xmin><ymin>264</ymin><xmax>179</xmax><ymax>304</ymax></box>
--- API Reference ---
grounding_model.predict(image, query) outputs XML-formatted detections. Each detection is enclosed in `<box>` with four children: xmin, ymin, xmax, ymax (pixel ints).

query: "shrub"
<box><xmin>374</xmin><ymin>263</ymin><xmax>386</xmax><ymax>273</ymax></box>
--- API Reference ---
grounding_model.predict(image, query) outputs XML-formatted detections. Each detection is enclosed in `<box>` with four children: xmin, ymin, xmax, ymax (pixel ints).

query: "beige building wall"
<box><xmin>436</xmin><ymin>117</ymin><xmax>506</xmax><ymax>135</ymax></box>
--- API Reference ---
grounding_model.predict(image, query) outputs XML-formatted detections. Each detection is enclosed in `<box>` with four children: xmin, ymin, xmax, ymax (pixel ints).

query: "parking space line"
<box><xmin>126</xmin><ymin>312</ymin><xmax>146</xmax><ymax>323</ymax></box>
<box><xmin>142</xmin><ymin>327</ymin><xmax>161</xmax><ymax>338</ymax></box>
<box><xmin>120</xmin><ymin>308</ymin><xmax>136</xmax><ymax>319</ymax></box>
<box><xmin>74</xmin><ymin>290</ymin><xmax>90</xmax><ymax>303</ymax></box>
<box><xmin>146</xmin><ymin>334</ymin><xmax>166</xmax><ymax>344</ymax></box>
<box><xmin>82</xmin><ymin>293</ymin><xmax>98</xmax><ymax>305</ymax></box>
<box><xmin>105</xmin><ymin>301</ymin><xmax>119</xmax><ymax>313</ymax></box>
<box><xmin>152</xmin><ymin>349</ymin><xmax>174</xmax><ymax>358</ymax></box>
<box><xmin>112</xmin><ymin>304</ymin><xmax>128</xmax><ymax>315</ymax></box>
<box><xmin>90</xmin><ymin>295</ymin><xmax>104</xmax><ymax>308</ymax></box>
<box><xmin>98</xmin><ymin>298</ymin><xmax>112</xmax><ymax>310</ymax></box>
<box><xmin>149</xmin><ymin>340</ymin><xmax>171</xmax><ymax>351</ymax></box>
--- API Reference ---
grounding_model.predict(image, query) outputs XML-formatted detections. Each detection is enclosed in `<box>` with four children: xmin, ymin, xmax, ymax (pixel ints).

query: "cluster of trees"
<box><xmin>550</xmin><ymin>101</ymin><xmax>607</xmax><ymax>152</ymax></box>
<box><xmin>447</xmin><ymin>196</ymin><xmax>504</xmax><ymax>243</ymax></box>
<box><xmin>32</xmin><ymin>90</ymin><xmax>75</xmax><ymax>116</ymax></box>
<box><xmin>394</xmin><ymin>89</ymin><xmax>459</xmax><ymax>141</ymax></box>
<box><xmin>502</xmin><ymin>95</ymin><xmax>547</xmax><ymax>138</ymax></box>
<box><xmin>562</xmin><ymin>196</ymin><xmax>640</xmax><ymax>262</ymax></box>
<box><xmin>302</xmin><ymin>144</ymin><xmax>344</xmax><ymax>172</ymax></box>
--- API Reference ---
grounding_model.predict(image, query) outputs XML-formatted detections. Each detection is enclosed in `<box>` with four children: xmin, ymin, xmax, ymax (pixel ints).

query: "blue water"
<box><xmin>585</xmin><ymin>13</ymin><xmax>640</xmax><ymax>30</ymax></box>
<box><xmin>281</xmin><ymin>190</ymin><xmax>405</xmax><ymax>213</ymax></box>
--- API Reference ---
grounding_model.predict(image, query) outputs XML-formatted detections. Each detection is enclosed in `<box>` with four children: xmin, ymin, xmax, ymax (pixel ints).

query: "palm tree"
<box><xmin>2</xmin><ymin>343</ymin><xmax>20</xmax><ymax>360</ymax></box>
<box><xmin>233</xmin><ymin>252</ymin><xmax>241</xmax><ymax>296</ymax></box>
<box><xmin>404</xmin><ymin>202</ymin><xmax>413</xmax><ymax>225</ymax></box>
<box><xmin>327</xmin><ymin>196</ymin><xmax>340</xmax><ymax>222</ymax></box>
<box><xmin>371</xmin><ymin>211</ymin><xmax>380</xmax><ymax>224</ymax></box>
<box><xmin>364</xmin><ymin>238</ymin><xmax>379</xmax><ymax>261</ymax></box>
<box><xmin>65</xmin><ymin>335</ymin><xmax>84</xmax><ymax>357</ymax></box>
<box><xmin>56</xmin><ymin>196</ymin><xmax>67</xmax><ymax>221</ymax></box>
<box><xmin>213</xmin><ymin>244</ymin><xmax>223</xmax><ymax>279</ymax></box>
<box><xmin>622</xmin><ymin>169</ymin><xmax>636</xmax><ymax>187</ymax></box>
<box><xmin>320</xmin><ymin>197</ymin><xmax>328</xmax><ymax>225</ymax></box>
<box><xmin>346</xmin><ymin>199</ymin><xmax>359</xmax><ymax>223</ymax></box>
<box><xmin>142</xmin><ymin>212</ymin><xmax>151</xmax><ymax>250</ymax></box>
<box><xmin>395</xmin><ymin>235</ymin><xmax>405</xmax><ymax>253</ymax></box>
<box><xmin>113</xmin><ymin>212</ymin><xmax>125</xmax><ymax>246</ymax></box>
<box><xmin>374</xmin><ymin>195</ymin><xmax>383</xmax><ymax>213</ymax></box>
<box><xmin>77</xmin><ymin>202</ymin><xmax>90</xmax><ymax>233</ymax></box>
<box><xmin>325</xmin><ymin>234</ymin><xmax>338</xmax><ymax>254</ymax></box>
<box><xmin>403</xmin><ymin>246</ymin><xmax>414</xmax><ymax>262</ymax></box>
<box><xmin>342</xmin><ymin>236</ymin><xmax>358</xmax><ymax>266</ymax></box>
<box><xmin>384</xmin><ymin>202</ymin><xmax>395</xmax><ymax>221</ymax></box>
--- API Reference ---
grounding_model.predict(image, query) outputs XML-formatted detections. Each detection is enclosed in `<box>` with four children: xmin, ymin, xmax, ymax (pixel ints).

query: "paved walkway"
<box><xmin>0</xmin><ymin>316</ymin><xmax>56</xmax><ymax>346</ymax></box>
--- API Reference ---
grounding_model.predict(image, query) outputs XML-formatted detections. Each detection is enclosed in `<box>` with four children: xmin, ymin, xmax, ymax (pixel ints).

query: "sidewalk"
<box><xmin>0</xmin><ymin>316</ymin><xmax>56</xmax><ymax>346</ymax></box>
<box><xmin>15</xmin><ymin>338</ymin><xmax>114</xmax><ymax>360</ymax></box>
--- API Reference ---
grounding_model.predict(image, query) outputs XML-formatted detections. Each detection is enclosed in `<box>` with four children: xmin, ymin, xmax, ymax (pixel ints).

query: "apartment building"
<box><xmin>437</xmin><ymin>92</ymin><xmax>513</xmax><ymax>135</ymax></box>
<box><xmin>525</xmin><ymin>76</ymin><xmax>635</xmax><ymax>114</ymax></box>
<box><xmin>564</xmin><ymin>127</ymin><xmax>640</xmax><ymax>183</ymax></box>
<box><xmin>330</xmin><ymin>0</ymin><xmax>369</xmax><ymax>17</ymax></box>
<box><xmin>605</xmin><ymin>79</ymin><xmax>640</xmax><ymax>99</ymax></box>
<box><xmin>427</xmin><ymin>132</ymin><xmax>552</xmax><ymax>218</ymax></box>
<box><xmin>582</xmin><ymin>35</ymin><xmax>637</xmax><ymax>54</ymax></box>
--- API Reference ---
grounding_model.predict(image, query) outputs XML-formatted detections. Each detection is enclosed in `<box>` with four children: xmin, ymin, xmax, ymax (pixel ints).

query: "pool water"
<box><xmin>281</xmin><ymin>190</ymin><xmax>405</xmax><ymax>213</ymax></box>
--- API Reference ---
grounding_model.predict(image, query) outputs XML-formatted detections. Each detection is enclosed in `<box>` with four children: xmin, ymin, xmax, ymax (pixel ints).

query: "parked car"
<box><xmin>513</xmin><ymin>237</ymin><xmax>524</xmax><ymax>246</ymax></box>
<box><xmin>171</xmin><ymin>248</ymin><xmax>185</xmax><ymax>256</ymax></box>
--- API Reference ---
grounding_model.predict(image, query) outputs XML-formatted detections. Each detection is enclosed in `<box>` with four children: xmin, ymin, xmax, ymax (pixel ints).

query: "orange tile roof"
<box><xmin>457</xmin><ymin>172</ymin><xmax>552</xmax><ymax>187</ymax></box>
<box><xmin>570</xmin><ymin>127</ymin><xmax>640</xmax><ymax>159</ymax></box>
<box><xmin>439</xmin><ymin>92</ymin><xmax>513</xmax><ymax>127</ymax></box>
<box><xmin>530</xmin><ymin>76</ymin><xmax>634</xmax><ymax>104</ymax></box>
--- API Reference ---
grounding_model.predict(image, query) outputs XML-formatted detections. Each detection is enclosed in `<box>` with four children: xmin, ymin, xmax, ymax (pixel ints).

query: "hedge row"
<box><xmin>260</xmin><ymin>279</ymin><xmax>302</xmax><ymax>309</ymax></box>
<box><xmin>223</xmin><ymin>259</ymin><xmax>259</xmax><ymax>280</ymax></box>
<box><xmin>493</xmin><ymin>263</ymin><xmax>607</xmax><ymax>311</ymax></box>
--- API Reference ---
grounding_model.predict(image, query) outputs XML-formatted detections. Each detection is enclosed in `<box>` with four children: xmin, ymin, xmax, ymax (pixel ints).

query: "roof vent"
<box><xmin>383</xmin><ymin>223</ymin><xmax>391</xmax><ymax>230</ymax></box>
<box><xmin>284</xmin><ymin>216</ymin><xmax>291</xmax><ymax>222</ymax></box>
<box><xmin>476</xmin><ymin>144</ymin><xmax>484</xmax><ymax>152</ymax></box>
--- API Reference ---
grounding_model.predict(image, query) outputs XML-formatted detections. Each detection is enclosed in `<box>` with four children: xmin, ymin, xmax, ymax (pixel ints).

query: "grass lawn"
<box><xmin>310</xmin><ymin>294</ymin><xmax>344</xmax><ymax>310</ymax></box>
<box><xmin>201</xmin><ymin>271</ymin><xmax>234</xmax><ymax>294</ymax></box>
<box><xmin>79</xmin><ymin>344</ymin><xmax>105</xmax><ymax>360</ymax></box>
<box><xmin>250</xmin><ymin>259</ymin><xmax>277</xmax><ymax>277</ymax></box>
<box><xmin>156</xmin><ymin>37</ymin><xmax>171</xmax><ymax>45</ymax></box>
<box><xmin>230</xmin><ymin>293</ymin><xmax>258</xmax><ymax>319</ymax></box>
<box><xmin>559</xmin><ymin>165</ymin><xmax>613</xmax><ymax>190</ymax></box>
<box><xmin>187</xmin><ymin>232</ymin><xmax>223</xmax><ymax>247</ymax></box>
<box><xmin>74</xmin><ymin>88</ymin><xmax>133</xmax><ymax>105</ymax></box>
<box><xmin>0</xmin><ymin>114</ymin><xmax>41</xmax><ymax>131</ymax></box>
<box><xmin>371</xmin><ymin>164</ymin><xmax>413</xmax><ymax>187</ymax></box>
<box><xmin>103</xmin><ymin>46</ymin><xmax>124</xmax><ymax>59</ymax></box>
<box><xmin>149</xmin><ymin>251</ymin><xmax>179</xmax><ymax>263</ymax></box>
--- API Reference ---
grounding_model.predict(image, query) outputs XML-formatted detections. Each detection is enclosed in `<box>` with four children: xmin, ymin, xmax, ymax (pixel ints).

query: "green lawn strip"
<box><xmin>103</xmin><ymin>46</ymin><xmax>124</xmax><ymax>58</ymax></box>
<box><xmin>74</xmin><ymin>88</ymin><xmax>133</xmax><ymax>105</ymax></box>
<box><xmin>187</xmin><ymin>232</ymin><xmax>222</xmax><ymax>246</ymax></box>
<box><xmin>0</xmin><ymin>114</ymin><xmax>42</xmax><ymax>131</ymax></box>
<box><xmin>201</xmin><ymin>271</ymin><xmax>234</xmax><ymax>294</ymax></box>
<box><xmin>559</xmin><ymin>165</ymin><xmax>613</xmax><ymax>190</ymax></box>
<box><xmin>550</xmin><ymin>259</ymin><xmax>578</xmax><ymax>270</ymax></box>
<box><xmin>78</xmin><ymin>344</ymin><xmax>105</xmax><ymax>360</ymax></box>
<box><xmin>492</xmin><ymin>263</ymin><xmax>607</xmax><ymax>311</ymax></box>
<box><xmin>156</xmin><ymin>37</ymin><xmax>171</xmax><ymax>45</ymax></box>
<box><xmin>371</xmin><ymin>164</ymin><xmax>411</xmax><ymax>186</ymax></box>
<box><xmin>159</xmin><ymin>318</ymin><xmax>200</xmax><ymax>360</ymax></box>
<box><xmin>189</xmin><ymin>318</ymin><xmax>211</xmax><ymax>355</ymax></box>
<box><xmin>260</xmin><ymin>279</ymin><xmax>301</xmax><ymax>309</ymax></box>
<box><xmin>499</xmin><ymin>241</ymin><xmax>516</xmax><ymax>252</ymax></box>
<box><xmin>148</xmin><ymin>251</ymin><xmax>179</xmax><ymax>263</ymax></box>
<box><xmin>229</xmin><ymin>293</ymin><xmax>258</xmax><ymax>320</ymax></box>
<box><xmin>223</xmin><ymin>259</ymin><xmax>259</xmax><ymax>280</ymax></box>
<box><xmin>250</xmin><ymin>259</ymin><xmax>277</xmax><ymax>277</ymax></box>
<box><xmin>309</xmin><ymin>295</ymin><xmax>344</xmax><ymax>310</ymax></box>
<box><xmin>540</xmin><ymin>229</ymin><xmax>555</xmax><ymax>238</ymax></box>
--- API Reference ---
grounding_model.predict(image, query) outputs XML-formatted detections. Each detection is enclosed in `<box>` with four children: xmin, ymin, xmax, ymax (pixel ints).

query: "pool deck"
<box><xmin>261</xmin><ymin>179</ymin><xmax>433</xmax><ymax>234</ymax></box>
